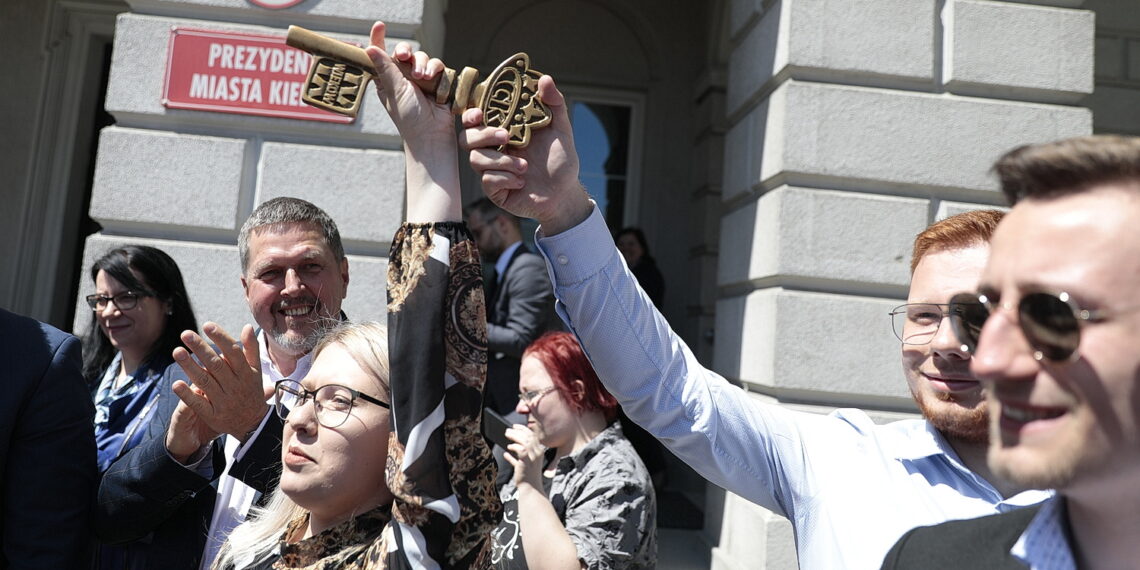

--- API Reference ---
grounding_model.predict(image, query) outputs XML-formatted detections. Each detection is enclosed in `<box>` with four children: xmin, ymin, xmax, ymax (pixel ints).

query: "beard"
<box><xmin>986</xmin><ymin>403</ymin><xmax>1091</xmax><ymax>490</ymax></box>
<box><xmin>914</xmin><ymin>390</ymin><xmax>989</xmax><ymax>444</ymax></box>
<box><xmin>271</xmin><ymin>307</ymin><xmax>340</xmax><ymax>356</ymax></box>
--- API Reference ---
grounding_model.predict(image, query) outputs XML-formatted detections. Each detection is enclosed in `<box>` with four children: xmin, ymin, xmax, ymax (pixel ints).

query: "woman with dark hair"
<box><xmin>490</xmin><ymin>332</ymin><xmax>656</xmax><ymax>569</ymax></box>
<box><xmin>83</xmin><ymin>244</ymin><xmax>198</xmax><ymax>473</ymax></box>
<box><xmin>615</xmin><ymin>227</ymin><xmax>664</xmax><ymax>309</ymax></box>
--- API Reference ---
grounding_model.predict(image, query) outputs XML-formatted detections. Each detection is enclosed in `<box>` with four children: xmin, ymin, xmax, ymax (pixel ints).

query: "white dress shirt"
<box><xmin>197</xmin><ymin>330</ymin><xmax>312</xmax><ymax>570</ymax></box>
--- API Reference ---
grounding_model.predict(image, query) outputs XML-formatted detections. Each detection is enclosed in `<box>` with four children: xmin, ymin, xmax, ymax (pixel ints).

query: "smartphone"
<box><xmin>482</xmin><ymin>407</ymin><xmax>514</xmax><ymax>450</ymax></box>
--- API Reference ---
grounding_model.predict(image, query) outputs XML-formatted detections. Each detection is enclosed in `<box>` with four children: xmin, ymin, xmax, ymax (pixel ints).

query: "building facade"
<box><xmin>2</xmin><ymin>0</ymin><xmax>1137</xmax><ymax>567</ymax></box>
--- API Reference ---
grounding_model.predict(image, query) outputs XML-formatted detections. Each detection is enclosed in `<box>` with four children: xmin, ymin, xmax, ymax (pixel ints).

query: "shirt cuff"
<box><xmin>534</xmin><ymin>202</ymin><xmax>616</xmax><ymax>286</ymax></box>
<box><xmin>169</xmin><ymin>443</ymin><xmax>214</xmax><ymax>477</ymax></box>
<box><xmin>230</xmin><ymin>408</ymin><xmax>273</xmax><ymax>463</ymax></box>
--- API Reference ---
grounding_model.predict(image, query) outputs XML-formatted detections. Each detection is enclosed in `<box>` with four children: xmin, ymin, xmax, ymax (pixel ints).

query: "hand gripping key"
<box><xmin>286</xmin><ymin>25</ymin><xmax>552</xmax><ymax>148</ymax></box>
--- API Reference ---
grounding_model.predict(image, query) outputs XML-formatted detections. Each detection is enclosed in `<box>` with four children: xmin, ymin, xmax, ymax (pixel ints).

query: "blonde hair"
<box><xmin>212</xmin><ymin>321</ymin><xmax>390</xmax><ymax>569</ymax></box>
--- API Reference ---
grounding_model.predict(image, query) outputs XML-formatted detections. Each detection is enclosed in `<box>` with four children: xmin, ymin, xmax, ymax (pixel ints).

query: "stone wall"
<box><xmin>711</xmin><ymin>1</ymin><xmax>1092</xmax><ymax>567</ymax></box>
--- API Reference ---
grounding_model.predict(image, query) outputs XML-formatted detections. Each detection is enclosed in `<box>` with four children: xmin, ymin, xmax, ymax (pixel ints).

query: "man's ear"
<box><xmin>240</xmin><ymin>273</ymin><xmax>249</xmax><ymax>295</ymax></box>
<box><xmin>339</xmin><ymin>257</ymin><xmax>350</xmax><ymax>294</ymax></box>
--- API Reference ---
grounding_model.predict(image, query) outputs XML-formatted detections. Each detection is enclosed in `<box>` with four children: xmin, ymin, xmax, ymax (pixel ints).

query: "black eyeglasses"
<box><xmin>274</xmin><ymin>379</ymin><xmax>389</xmax><ymax>428</ymax></box>
<box><xmin>86</xmin><ymin>291</ymin><xmax>148</xmax><ymax>311</ymax></box>
<box><xmin>888</xmin><ymin>303</ymin><xmax>966</xmax><ymax>345</ymax></box>
<box><xmin>948</xmin><ymin>290</ymin><xmax>1140</xmax><ymax>362</ymax></box>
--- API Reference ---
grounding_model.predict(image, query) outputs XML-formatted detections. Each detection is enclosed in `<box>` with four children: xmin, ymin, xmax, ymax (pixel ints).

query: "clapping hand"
<box><xmin>165</xmin><ymin>323</ymin><xmax>266</xmax><ymax>464</ymax></box>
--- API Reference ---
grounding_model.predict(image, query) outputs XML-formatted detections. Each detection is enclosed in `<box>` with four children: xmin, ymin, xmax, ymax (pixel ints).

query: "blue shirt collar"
<box><xmin>1012</xmin><ymin>496</ymin><xmax>1076</xmax><ymax>569</ymax></box>
<box><xmin>494</xmin><ymin>241</ymin><xmax>524</xmax><ymax>281</ymax></box>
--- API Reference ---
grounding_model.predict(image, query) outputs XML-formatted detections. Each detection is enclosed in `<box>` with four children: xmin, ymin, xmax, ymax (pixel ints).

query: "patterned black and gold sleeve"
<box><xmin>383</xmin><ymin>221</ymin><xmax>502</xmax><ymax>569</ymax></box>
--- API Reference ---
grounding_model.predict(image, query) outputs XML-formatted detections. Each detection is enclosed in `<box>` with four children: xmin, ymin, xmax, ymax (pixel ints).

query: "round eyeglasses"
<box><xmin>86</xmin><ymin>291</ymin><xmax>148</xmax><ymax>312</ymax></box>
<box><xmin>949</xmin><ymin>290</ymin><xmax>1140</xmax><ymax>362</ymax></box>
<box><xmin>888</xmin><ymin>303</ymin><xmax>969</xmax><ymax>345</ymax></box>
<box><xmin>274</xmin><ymin>378</ymin><xmax>390</xmax><ymax>428</ymax></box>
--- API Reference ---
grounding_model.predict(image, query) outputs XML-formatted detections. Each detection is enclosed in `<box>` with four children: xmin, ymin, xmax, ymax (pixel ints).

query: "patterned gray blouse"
<box><xmin>490</xmin><ymin>422</ymin><xmax>657</xmax><ymax>569</ymax></box>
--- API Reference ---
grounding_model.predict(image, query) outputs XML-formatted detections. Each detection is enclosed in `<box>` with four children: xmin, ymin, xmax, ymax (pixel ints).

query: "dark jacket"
<box><xmin>881</xmin><ymin>503</ymin><xmax>1043</xmax><ymax>569</ymax></box>
<box><xmin>95</xmin><ymin>360</ymin><xmax>284</xmax><ymax>570</ymax></box>
<box><xmin>0</xmin><ymin>308</ymin><xmax>97</xmax><ymax>569</ymax></box>
<box><xmin>484</xmin><ymin>245</ymin><xmax>558</xmax><ymax>414</ymax></box>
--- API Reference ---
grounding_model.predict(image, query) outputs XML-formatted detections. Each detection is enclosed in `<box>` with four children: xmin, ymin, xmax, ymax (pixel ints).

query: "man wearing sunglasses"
<box><xmin>97</xmin><ymin>197</ymin><xmax>351</xmax><ymax>570</ymax></box>
<box><xmin>460</xmin><ymin>76</ymin><xmax>1051</xmax><ymax>569</ymax></box>
<box><xmin>883</xmin><ymin>136</ymin><xmax>1140</xmax><ymax>569</ymax></box>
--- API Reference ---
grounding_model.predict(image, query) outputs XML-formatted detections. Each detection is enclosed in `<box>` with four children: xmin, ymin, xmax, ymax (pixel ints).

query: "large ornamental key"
<box><xmin>286</xmin><ymin>25</ymin><xmax>552</xmax><ymax>148</ymax></box>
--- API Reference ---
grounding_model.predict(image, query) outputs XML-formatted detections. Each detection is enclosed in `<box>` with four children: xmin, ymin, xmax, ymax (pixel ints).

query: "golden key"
<box><xmin>286</xmin><ymin>25</ymin><xmax>552</xmax><ymax>148</ymax></box>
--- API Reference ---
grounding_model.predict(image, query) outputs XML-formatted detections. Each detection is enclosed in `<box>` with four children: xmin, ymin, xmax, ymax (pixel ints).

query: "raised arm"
<box><xmin>460</xmin><ymin>75</ymin><xmax>592</xmax><ymax>235</ymax></box>
<box><xmin>365</xmin><ymin>22</ymin><xmax>501</xmax><ymax>567</ymax></box>
<box><xmin>364</xmin><ymin>21</ymin><xmax>461</xmax><ymax>224</ymax></box>
<box><xmin>460</xmin><ymin>77</ymin><xmax>823</xmax><ymax>516</ymax></box>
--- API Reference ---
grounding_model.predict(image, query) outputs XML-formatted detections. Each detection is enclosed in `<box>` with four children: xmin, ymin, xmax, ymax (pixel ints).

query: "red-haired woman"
<box><xmin>489</xmin><ymin>332</ymin><xmax>656</xmax><ymax>569</ymax></box>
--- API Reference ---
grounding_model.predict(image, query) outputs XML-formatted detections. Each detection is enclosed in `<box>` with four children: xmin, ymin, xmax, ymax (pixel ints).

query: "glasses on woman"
<box><xmin>518</xmin><ymin>386</ymin><xmax>557</xmax><ymax>407</ymax></box>
<box><xmin>86</xmin><ymin>291</ymin><xmax>148</xmax><ymax>311</ymax></box>
<box><xmin>948</xmin><ymin>289</ymin><xmax>1140</xmax><ymax>362</ymax></box>
<box><xmin>274</xmin><ymin>378</ymin><xmax>390</xmax><ymax>428</ymax></box>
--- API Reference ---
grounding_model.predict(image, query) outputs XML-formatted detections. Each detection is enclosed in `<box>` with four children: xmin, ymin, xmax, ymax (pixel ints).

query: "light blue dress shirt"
<box><xmin>533</xmin><ymin>205</ymin><xmax>1050</xmax><ymax>569</ymax></box>
<box><xmin>1011</xmin><ymin>497</ymin><xmax>1076</xmax><ymax>569</ymax></box>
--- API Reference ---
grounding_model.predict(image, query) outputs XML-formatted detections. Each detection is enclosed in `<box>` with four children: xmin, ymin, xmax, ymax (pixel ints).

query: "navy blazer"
<box><xmin>96</xmin><ymin>359</ymin><xmax>284</xmax><ymax>570</ymax></box>
<box><xmin>881</xmin><ymin>503</ymin><xmax>1043</xmax><ymax>569</ymax></box>
<box><xmin>0</xmin><ymin>309</ymin><xmax>97</xmax><ymax>569</ymax></box>
<box><xmin>484</xmin><ymin>245</ymin><xmax>558</xmax><ymax>414</ymax></box>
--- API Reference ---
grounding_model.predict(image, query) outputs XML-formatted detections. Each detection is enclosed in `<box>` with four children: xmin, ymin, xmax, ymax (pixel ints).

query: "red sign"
<box><xmin>162</xmin><ymin>27</ymin><xmax>354</xmax><ymax>123</ymax></box>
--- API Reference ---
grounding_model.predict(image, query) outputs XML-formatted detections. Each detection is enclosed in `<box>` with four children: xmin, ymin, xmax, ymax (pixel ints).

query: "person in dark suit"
<box><xmin>883</xmin><ymin>136</ymin><xmax>1140</xmax><ymax>569</ymax></box>
<box><xmin>97</xmin><ymin>197</ymin><xmax>351</xmax><ymax>570</ymax></box>
<box><xmin>0</xmin><ymin>308</ymin><xmax>97</xmax><ymax>569</ymax></box>
<box><xmin>466</xmin><ymin>197</ymin><xmax>558</xmax><ymax>416</ymax></box>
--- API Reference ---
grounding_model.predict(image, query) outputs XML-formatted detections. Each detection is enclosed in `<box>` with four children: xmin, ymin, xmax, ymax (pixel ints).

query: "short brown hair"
<box><xmin>910</xmin><ymin>210</ymin><xmax>1005</xmax><ymax>274</ymax></box>
<box><xmin>993</xmin><ymin>135</ymin><xmax>1140</xmax><ymax>205</ymax></box>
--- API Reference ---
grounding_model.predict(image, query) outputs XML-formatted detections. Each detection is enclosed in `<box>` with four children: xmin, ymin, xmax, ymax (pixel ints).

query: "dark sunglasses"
<box><xmin>949</xmin><ymin>290</ymin><xmax>1120</xmax><ymax>362</ymax></box>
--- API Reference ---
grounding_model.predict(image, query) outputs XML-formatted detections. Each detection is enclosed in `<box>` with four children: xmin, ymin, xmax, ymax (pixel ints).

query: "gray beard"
<box><xmin>271</xmin><ymin>313</ymin><xmax>339</xmax><ymax>355</ymax></box>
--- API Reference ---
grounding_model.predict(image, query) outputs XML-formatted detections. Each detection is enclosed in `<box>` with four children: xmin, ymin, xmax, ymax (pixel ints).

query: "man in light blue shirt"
<box><xmin>460</xmin><ymin>75</ymin><xmax>1050</xmax><ymax>568</ymax></box>
<box><xmin>881</xmin><ymin>136</ymin><xmax>1140</xmax><ymax>569</ymax></box>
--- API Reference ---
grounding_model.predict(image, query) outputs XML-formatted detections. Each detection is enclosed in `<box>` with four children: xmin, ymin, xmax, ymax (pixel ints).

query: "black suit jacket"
<box><xmin>0</xmin><ymin>309</ymin><xmax>97</xmax><ymax>569</ymax></box>
<box><xmin>96</xmin><ymin>360</ymin><xmax>284</xmax><ymax>569</ymax></box>
<box><xmin>484</xmin><ymin>245</ymin><xmax>558</xmax><ymax>414</ymax></box>
<box><xmin>882</xmin><ymin>503</ymin><xmax>1043</xmax><ymax>569</ymax></box>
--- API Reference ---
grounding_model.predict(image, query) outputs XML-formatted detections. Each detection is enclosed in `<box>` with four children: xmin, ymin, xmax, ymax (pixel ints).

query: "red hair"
<box><xmin>910</xmin><ymin>209</ymin><xmax>1004</xmax><ymax>274</ymax></box>
<box><xmin>523</xmin><ymin>332</ymin><xmax>618</xmax><ymax>420</ymax></box>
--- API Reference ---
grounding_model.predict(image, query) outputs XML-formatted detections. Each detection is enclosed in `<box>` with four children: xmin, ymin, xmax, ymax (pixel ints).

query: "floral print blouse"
<box><xmin>236</xmin><ymin>222</ymin><xmax>502</xmax><ymax>569</ymax></box>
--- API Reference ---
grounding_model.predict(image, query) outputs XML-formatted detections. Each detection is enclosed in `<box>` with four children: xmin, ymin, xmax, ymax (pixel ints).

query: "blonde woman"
<box><xmin>212</xmin><ymin>20</ymin><xmax>500</xmax><ymax>569</ymax></box>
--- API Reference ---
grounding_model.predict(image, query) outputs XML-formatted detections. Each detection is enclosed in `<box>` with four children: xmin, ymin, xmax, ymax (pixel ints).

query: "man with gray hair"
<box><xmin>97</xmin><ymin>197</ymin><xmax>350</xmax><ymax>569</ymax></box>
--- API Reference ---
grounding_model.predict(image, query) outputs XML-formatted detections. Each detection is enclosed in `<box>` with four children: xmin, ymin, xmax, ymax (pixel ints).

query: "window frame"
<box><xmin>560</xmin><ymin>86</ymin><xmax>646</xmax><ymax>229</ymax></box>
